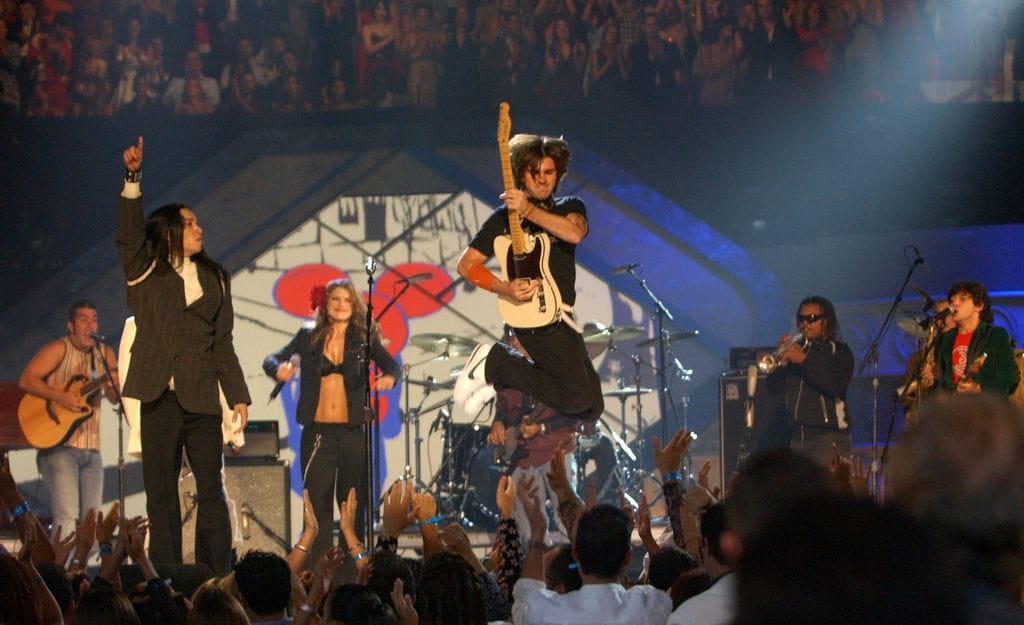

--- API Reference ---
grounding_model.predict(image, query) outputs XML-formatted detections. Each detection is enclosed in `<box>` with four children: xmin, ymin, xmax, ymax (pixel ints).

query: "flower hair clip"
<box><xmin>309</xmin><ymin>284</ymin><xmax>328</xmax><ymax>314</ymax></box>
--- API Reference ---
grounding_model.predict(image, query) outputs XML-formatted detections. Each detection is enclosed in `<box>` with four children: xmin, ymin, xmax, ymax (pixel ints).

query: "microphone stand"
<box><xmin>855</xmin><ymin>249</ymin><xmax>925</xmax><ymax>498</ymax></box>
<box><xmin>362</xmin><ymin>256</ymin><xmax>378</xmax><ymax>549</ymax></box>
<box><xmin>621</xmin><ymin>266</ymin><xmax>677</xmax><ymax>441</ymax></box>
<box><xmin>91</xmin><ymin>340</ymin><xmax>128</xmax><ymax>513</ymax></box>
<box><xmin>364</xmin><ymin>278</ymin><xmax>416</xmax><ymax>528</ymax></box>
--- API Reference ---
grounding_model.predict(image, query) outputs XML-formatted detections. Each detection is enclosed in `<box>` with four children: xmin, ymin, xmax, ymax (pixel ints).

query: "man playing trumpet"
<box><xmin>766</xmin><ymin>295</ymin><xmax>854</xmax><ymax>466</ymax></box>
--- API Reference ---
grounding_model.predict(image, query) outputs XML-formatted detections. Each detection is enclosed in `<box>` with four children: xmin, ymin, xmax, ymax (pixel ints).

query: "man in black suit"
<box><xmin>115</xmin><ymin>136</ymin><xmax>251</xmax><ymax>575</ymax></box>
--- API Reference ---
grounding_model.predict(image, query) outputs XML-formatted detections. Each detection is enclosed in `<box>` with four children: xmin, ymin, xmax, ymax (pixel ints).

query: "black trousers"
<box><xmin>140</xmin><ymin>390</ymin><xmax>231</xmax><ymax>576</ymax></box>
<box><xmin>486</xmin><ymin>321</ymin><xmax>604</xmax><ymax>420</ymax></box>
<box><xmin>300</xmin><ymin>422</ymin><xmax>366</xmax><ymax>568</ymax></box>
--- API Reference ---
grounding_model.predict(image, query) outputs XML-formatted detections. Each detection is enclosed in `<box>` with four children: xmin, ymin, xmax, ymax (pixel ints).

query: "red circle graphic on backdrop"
<box><xmin>273</xmin><ymin>263</ymin><xmax>347</xmax><ymax>318</ymax></box>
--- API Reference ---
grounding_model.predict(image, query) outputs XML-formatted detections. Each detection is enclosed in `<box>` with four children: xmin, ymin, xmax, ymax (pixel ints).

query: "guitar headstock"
<box><xmin>497</xmin><ymin>102</ymin><xmax>511</xmax><ymax>146</ymax></box>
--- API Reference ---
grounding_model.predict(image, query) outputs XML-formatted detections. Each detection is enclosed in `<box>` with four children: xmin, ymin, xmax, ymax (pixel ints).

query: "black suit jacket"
<box><xmin>115</xmin><ymin>194</ymin><xmax>251</xmax><ymax>414</ymax></box>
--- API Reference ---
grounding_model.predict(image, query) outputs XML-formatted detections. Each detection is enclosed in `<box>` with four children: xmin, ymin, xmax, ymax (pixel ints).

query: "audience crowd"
<box><xmin>3</xmin><ymin>0</ymin><xmax>1024</xmax><ymax>119</ymax></box>
<box><xmin>1</xmin><ymin>392</ymin><xmax>1023</xmax><ymax>625</ymax></box>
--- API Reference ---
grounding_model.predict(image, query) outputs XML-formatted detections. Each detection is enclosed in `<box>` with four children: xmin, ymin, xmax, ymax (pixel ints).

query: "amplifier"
<box><xmin>180</xmin><ymin>459</ymin><xmax>291</xmax><ymax>560</ymax></box>
<box><xmin>719</xmin><ymin>374</ymin><xmax>786</xmax><ymax>486</ymax></box>
<box><xmin>227</xmin><ymin>420</ymin><xmax>281</xmax><ymax>460</ymax></box>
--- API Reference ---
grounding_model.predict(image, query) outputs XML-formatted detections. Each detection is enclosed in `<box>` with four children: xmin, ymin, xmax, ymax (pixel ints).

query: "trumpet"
<box><xmin>757</xmin><ymin>331</ymin><xmax>805</xmax><ymax>374</ymax></box>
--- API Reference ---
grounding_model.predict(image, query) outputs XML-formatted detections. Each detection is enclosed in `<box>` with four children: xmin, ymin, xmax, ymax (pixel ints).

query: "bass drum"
<box><xmin>1010</xmin><ymin>350</ymin><xmax>1024</xmax><ymax>409</ymax></box>
<box><xmin>442</xmin><ymin>424</ymin><xmax>501</xmax><ymax>530</ymax></box>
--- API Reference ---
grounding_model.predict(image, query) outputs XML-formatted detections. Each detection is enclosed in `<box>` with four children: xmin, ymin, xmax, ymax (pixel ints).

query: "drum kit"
<box><xmin>398</xmin><ymin>318</ymin><xmax>699</xmax><ymax>529</ymax></box>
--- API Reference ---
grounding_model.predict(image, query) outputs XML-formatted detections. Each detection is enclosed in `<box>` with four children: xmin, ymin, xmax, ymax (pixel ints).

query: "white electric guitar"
<box><xmin>493</xmin><ymin>102</ymin><xmax>563</xmax><ymax>329</ymax></box>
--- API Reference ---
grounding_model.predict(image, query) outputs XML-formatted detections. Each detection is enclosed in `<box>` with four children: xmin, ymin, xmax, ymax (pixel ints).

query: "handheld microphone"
<box><xmin>397</xmin><ymin>272</ymin><xmax>432</xmax><ymax>284</ymax></box>
<box><xmin>268</xmin><ymin>354</ymin><xmax>300</xmax><ymax>403</ymax></box>
<box><xmin>610</xmin><ymin>262</ymin><xmax>641</xmax><ymax>275</ymax></box>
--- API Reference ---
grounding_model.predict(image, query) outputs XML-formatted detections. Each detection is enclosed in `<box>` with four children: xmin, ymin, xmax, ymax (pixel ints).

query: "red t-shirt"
<box><xmin>951</xmin><ymin>330</ymin><xmax>973</xmax><ymax>384</ymax></box>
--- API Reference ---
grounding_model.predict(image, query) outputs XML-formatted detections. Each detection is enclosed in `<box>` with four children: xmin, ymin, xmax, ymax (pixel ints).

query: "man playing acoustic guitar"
<box><xmin>455</xmin><ymin>133</ymin><xmax>603</xmax><ymax>422</ymax></box>
<box><xmin>18</xmin><ymin>300</ymin><xmax>119</xmax><ymax>538</ymax></box>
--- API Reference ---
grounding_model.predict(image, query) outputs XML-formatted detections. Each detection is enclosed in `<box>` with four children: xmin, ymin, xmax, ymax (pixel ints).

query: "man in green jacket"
<box><xmin>924</xmin><ymin>281</ymin><xmax>1019</xmax><ymax>397</ymax></box>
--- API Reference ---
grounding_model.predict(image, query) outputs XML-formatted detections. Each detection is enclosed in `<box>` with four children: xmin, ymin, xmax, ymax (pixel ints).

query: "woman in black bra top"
<box><xmin>263</xmin><ymin>278</ymin><xmax>398</xmax><ymax>567</ymax></box>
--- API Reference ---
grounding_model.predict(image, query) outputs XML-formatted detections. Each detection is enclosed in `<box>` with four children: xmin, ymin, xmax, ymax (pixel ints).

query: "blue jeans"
<box><xmin>36</xmin><ymin>447</ymin><xmax>103</xmax><ymax>538</ymax></box>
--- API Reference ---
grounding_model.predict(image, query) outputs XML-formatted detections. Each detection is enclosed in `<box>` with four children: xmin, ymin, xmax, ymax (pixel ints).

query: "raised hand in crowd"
<box><xmin>1</xmin><ymin>452</ymin><xmax>56</xmax><ymax>563</ymax></box>
<box><xmin>391</xmin><ymin>578</ymin><xmax>418</xmax><ymax>625</ymax></box>
<box><xmin>828</xmin><ymin>442</ymin><xmax>854</xmax><ymax>496</ymax></box>
<box><xmin>294</xmin><ymin>546</ymin><xmax>345</xmax><ymax>625</ymax></box>
<box><xmin>637</xmin><ymin>492</ymin><xmax>659</xmax><ymax>556</ymax></box>
<box><xmin>547</xmin><ymin>446</ymin><xmax>582</xmax><ymax>539</ymax></box>
<box><xmin>652</xmin><ymin>428</ymin><xmax>693</xmax><ymax>478</ymax></box>
<box><xmin>439</xmin><ymin>522</ymin><xmax>485</xmax><ymax>573</ymax></box>
<box><xmin>67</xmin><ymin>507</ymin><xmax>97</xmax><ymax>573</ymax></box>
<box><xmin>50</xmin><ymin>522</ymin><xmax>77</xmax><ymax>568</ymax></box>
<box><xmin>411</xmin><ymin>487</ymin><xmax>441</xmax><ymax>558</ymax></box>
<box><xmin>496</xmin><ymin>474</ymin><xmax>516</xmax><ymax>520</ymax></box>
<box><xmin>849</xmin><ymin>452</ymin><xmax>873</xmax><ymax>500</ymax></box>
<box><xmin>338</xmin><ymin>486</ymin><xmax>370</xmax><ymax>572</ymax></box>
<box><xmin>288</xmin><ymin>488</ymin><xmax>318</xmax><ymax>573</ymax></box>
<box><xmin>696</xmin><ymin>460</ymin><xmax>721</xmax><ymax>500</ymax></box>
<box><xmin>381</xmin><ymin>478</ymin><xmax>418</xmax><ymax>539</ymax></box>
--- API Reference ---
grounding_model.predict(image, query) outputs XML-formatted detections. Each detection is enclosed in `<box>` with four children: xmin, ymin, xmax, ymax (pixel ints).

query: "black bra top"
<box><xmin>319</xmin><ymin>358</ymin><xmax>345</xmax><ymax>377</ymax></box>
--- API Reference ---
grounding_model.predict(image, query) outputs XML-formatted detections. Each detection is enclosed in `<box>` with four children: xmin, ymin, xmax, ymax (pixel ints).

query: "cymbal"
<box><xmin>409</xmin><ymin>333</ymin><xmax>477</xmax><ymax>357</ymax></box>
<box><xmin>896</xmin><ymin>316</ymin><xmax>929</xmax><ymax>339</ymax></box>
<box><xmin>603</xmin><ymin>387</ymin><xmax>654</xmax><ymax>398</ymax></box>
<box><xmin>635</xmin><ymin>330</ymin><xmax>700</xmax><ymax>349</ymax></box>
<box><xmin>582</xmin><ymin>324</ymin><xmax>645</xmax><ymax>344</ymax></box>
<box><xmin>406</xmin><ymin>377</ymin><xmax>455</xmax><ymax>390</ymax></box>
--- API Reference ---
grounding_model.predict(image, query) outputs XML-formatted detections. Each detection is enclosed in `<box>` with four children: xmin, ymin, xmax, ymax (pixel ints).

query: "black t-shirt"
<box><xmin>468</xmin><ymin>195</ymin><xmax>586</xmax><ymax>306</ymax></box>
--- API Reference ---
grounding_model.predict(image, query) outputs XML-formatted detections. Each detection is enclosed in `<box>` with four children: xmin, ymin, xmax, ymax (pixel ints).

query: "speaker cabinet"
<box><xmin>718</xmin><ymin>375</ymin><xmax>786</xmax><ymax>486</ymax></box>
<box><xmin>180</xmin><ymin>459</ymin><xmax>291</xmax><ymax>561</ymax></box>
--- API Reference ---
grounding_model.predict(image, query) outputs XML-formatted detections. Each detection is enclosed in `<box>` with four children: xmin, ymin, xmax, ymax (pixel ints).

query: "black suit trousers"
<box><xmin>140</xmin><ymin>390</ymin><xmax>231</xmax><ymax>576</ymax></box>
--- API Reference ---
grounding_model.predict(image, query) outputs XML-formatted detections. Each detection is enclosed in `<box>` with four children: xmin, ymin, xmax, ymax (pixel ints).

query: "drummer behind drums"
<box><xmin>487</xmin><ymin>329</ymin><xmax>578</xmax><ymax>548</ymax></box>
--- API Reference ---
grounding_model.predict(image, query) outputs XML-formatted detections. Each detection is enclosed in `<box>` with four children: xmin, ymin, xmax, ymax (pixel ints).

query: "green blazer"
<box><xmin>935</xmin><ymin>321</ymin><xmax>1019</xmax><ymax>396</ymax></box>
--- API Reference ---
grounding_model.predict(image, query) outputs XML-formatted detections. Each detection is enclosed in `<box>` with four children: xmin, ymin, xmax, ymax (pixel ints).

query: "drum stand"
<box><xmin>422</xmin><ymin>399</ymin><xmax>494</xmax><ymax>526</ymax></box>
<box><xmin>400</xmin><ymin>352</ymin><xmax>456</xmax><ymax>487</ymax></box>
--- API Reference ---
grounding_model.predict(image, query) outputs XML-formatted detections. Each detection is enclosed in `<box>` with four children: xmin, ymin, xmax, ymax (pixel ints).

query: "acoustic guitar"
<box><xmin>17</xmin><ymin>373</ymin><xmax>109</xmax><ymax>449</ymax></box>
<box><xmin>492</xmin><ymin>102</ymin><xmax>564</xmax><ymax>329</ymax></box>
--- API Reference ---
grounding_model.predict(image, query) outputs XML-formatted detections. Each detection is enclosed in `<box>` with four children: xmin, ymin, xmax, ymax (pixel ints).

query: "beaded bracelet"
<box><xmin>10</xmin><ymin>501</ymin><xmax>30</xmax><ymax>518</ymax></box>
<box><xmin>662</xmin><ymin>471</ymin><xmax>682</xmax><ymax>482</ymax></box>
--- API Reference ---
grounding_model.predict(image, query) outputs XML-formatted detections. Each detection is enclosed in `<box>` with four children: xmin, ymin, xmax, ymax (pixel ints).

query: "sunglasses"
<box><xmin>797</xmin><ymin>313</ymin><xmax>824</xmax><ymax>324</ymax></box>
